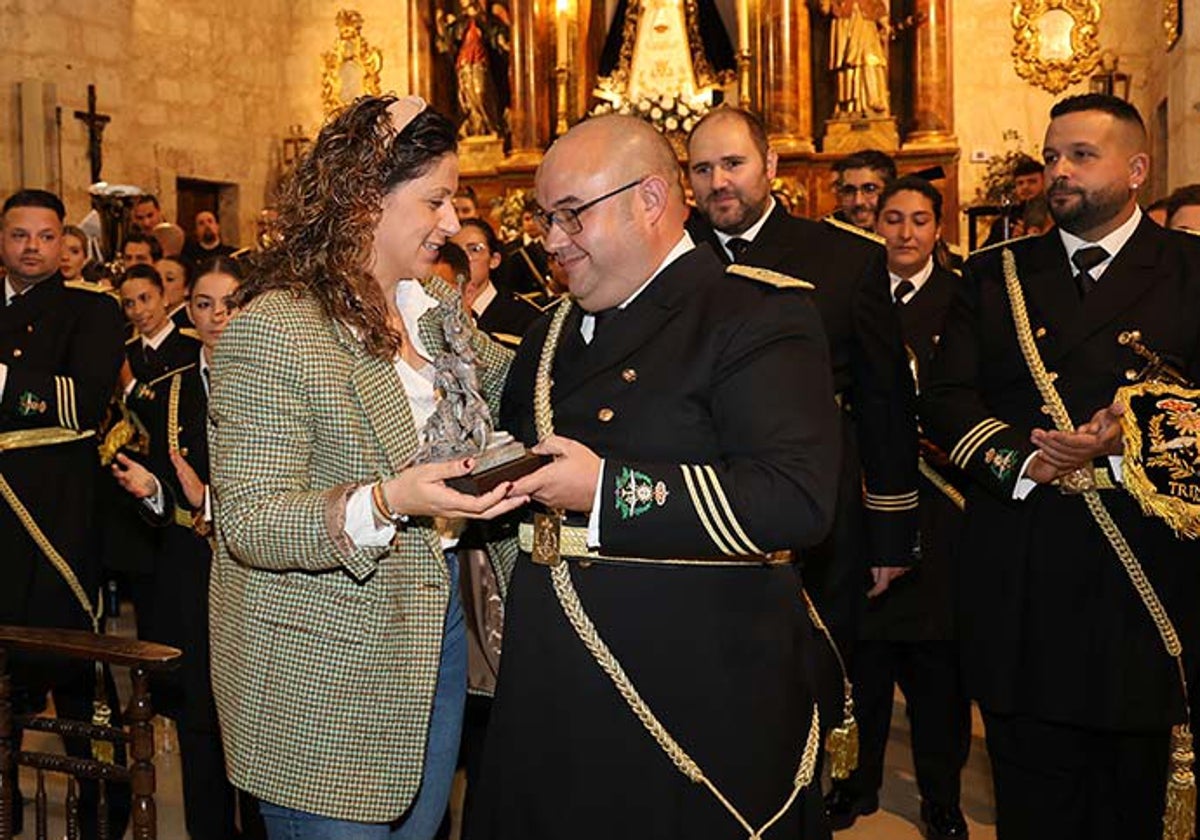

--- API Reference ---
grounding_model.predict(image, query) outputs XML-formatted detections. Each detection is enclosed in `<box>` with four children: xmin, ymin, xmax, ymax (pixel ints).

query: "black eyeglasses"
<box><xmin>836</xmin><ymin>182</ymin><xmax>882</xmax><ymax>199</ymax></box>
<box><xmin>532</xmin><ymin>178</ymin><xmax>645</xmax><ymax>235</ymax></box>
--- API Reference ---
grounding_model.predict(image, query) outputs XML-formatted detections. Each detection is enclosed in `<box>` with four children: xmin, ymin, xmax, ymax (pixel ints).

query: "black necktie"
<box><xmin>893</xmin><ymin>279</ymin><xmax>915</xmax><ymax>305</ymax></box>
<box><xmin>590</xmin><ymin>308</ymin><xmax>618</xmax><ymax>342</ymax></box>
<box><xmin>1071</xmin><ymin>245</ymin><xmax>1109</xmax><ymax>298</ymax></box>
<box><xmin>726</xmin><ymin>237</ymin><xmax>751</xmax><ymax>263</ymax></box>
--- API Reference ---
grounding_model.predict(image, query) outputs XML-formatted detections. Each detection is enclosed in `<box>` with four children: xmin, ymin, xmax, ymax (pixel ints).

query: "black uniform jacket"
<box><xmin>690</xmin><ymin>205</ymin><xmax>918</xmax><ymax>566</ymax></box>
<box><xmin>921</xmin><ymin>220</ymin><xmax>1200</xmax><ymax>731</ymax></box>
<box><xmin>474</xmin><ymin>288</ymin><xmax>540</xmax><ymax>344</ymax></box>
<box><xmin>472</xmin><ymin>243</ymin><xmax>841</xmax><ymax>839</ymax></box>
<box><xmin>0</xmin><ymin>274</ymin><xmax>125</xmax><ymax>629</ymax></box>
<box><xmin>862</xmin><ymin>264</ymin><xmax>967</xmax><ymax>641</ymax></box>
<box><xmin>497</xmin><ymin>238</ymin><xmax>552</xmax><ymax>297</ymax></box>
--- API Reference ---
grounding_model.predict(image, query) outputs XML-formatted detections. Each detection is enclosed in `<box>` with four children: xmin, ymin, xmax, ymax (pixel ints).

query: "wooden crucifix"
<box><xmin>73</xmin><ymin>84</ymin><xmax>111</xmax><ymax>184</ymax></box>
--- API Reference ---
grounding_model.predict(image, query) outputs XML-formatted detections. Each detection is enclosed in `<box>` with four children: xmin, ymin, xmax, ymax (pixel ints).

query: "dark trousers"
<box><xmin>982</xmin><ymin>709</ymin><xmax>1170</xmax><ymax>840</ymax></box>
<box><xmin>835</xmin><ymin>639</ymin><xmax>970</xmax><ymax>807</ymax></box>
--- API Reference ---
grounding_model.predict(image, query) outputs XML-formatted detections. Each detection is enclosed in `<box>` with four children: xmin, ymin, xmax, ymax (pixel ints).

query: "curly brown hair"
<box><xmin>240</xmin><ymin>95</ymin><xmax>457</xmax><ymax>360</ymax></box>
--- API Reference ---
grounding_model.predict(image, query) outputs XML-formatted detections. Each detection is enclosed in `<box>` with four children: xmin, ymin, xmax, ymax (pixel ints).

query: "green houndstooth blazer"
<box><xmin>208</xmin><ymin>280</ymin><xmax>516</xmax><ymax>822</ymax></box>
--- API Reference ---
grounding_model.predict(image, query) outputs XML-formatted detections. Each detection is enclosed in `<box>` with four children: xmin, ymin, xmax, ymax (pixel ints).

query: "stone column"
<box><xmin>505</xmin><ymin>0</ymin><xmax>551</xmax><ymax>167</ymax></box>
<box><xmin>904</xmin><ymin>0</ymin><xmax>955</xmax><ymax>147</ymax></box>
<box><xmin>761</xmin><ymin>0</ymin><xmax>814</xmax><ymax>153</ymax></box>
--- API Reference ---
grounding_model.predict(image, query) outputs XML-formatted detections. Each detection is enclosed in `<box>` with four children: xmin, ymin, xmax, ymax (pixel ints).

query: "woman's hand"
<box><xmin>383</xmin><ymin>458</ymin><xmax>529</xmax><ymax>520</ymax></box>
<box><xmin>111</xmin><ymin>453</ymin><xmax>158</xmax><ymax>500</ymax></box>
<box><xmin>171</xmin><ymin>451</ymin><xmax>207</xmax><ymax>509</ymax></box>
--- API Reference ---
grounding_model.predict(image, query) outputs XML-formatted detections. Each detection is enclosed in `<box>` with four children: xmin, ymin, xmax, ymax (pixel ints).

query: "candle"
<box><xmin>737</xmin><ymin>0</ymin><xmax>749</xmax><ymax>53</ymax></box>
<box><xmin>557</xmin><ymin>0</ymin><xmax>569</xmax><ymax>67</ymax></box>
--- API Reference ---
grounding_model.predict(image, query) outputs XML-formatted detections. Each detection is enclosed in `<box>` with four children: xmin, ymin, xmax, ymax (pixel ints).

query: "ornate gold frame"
<box><xmin>1164</xmin><ymin>0</ymin><xmax>1181</xmax><ymax>50</ymax></box>
<box><xmin>321</xmin><ymin>9</ymin><xmax>384</xmax><ymax>116</ymax></box>
<box><xmin>1010</xmin><ymin>0</ymin><xmax>1102</xmax><ymax>95</ymax></box>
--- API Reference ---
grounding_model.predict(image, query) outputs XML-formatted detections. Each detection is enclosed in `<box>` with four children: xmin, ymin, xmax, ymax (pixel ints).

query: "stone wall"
<box><xmin>951</xmin><ymin>0</ymin><xmax>1189</xmax><ymax>238</ymax></box>
<box><xmin>0</xmin><ymin>0</ymin><xmax>412</xmax><ymax>248</ymax></box>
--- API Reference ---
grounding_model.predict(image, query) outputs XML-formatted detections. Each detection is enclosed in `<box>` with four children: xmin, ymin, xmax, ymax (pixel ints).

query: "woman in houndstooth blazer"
<box><xmin>208</xmin><ymin>96</ymin><xmax>525</xmax><ymax>840</ymax></box>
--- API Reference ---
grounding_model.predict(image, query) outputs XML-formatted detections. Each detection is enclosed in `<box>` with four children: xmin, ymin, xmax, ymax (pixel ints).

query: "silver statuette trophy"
<box><xmin>413</xmin><ymin>280</ymin><xmax>547</xmax><ymax>494</ymax></box>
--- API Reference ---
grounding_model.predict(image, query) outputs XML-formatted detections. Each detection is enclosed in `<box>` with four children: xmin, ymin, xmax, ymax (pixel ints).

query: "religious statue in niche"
<box><xmin>321</xmin><ymin>9</ymin><xmax>383</xmax><ymax>116</ymax></box>
<box><xmin>820</xmin><ymin>0</ymin><xmax>891</xmax><ymax>119</ymax></box>
<box><xmin>592</xmin><ymin>0</ymin><xmax>735</xmax><ymax>144</ymax></box>
<box><xmin>435</xmin><ymin>1</ymin><xmax>512</xmax><ymax>141</ymax></box>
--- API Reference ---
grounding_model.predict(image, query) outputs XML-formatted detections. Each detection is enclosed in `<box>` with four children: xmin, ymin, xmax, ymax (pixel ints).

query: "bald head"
<box><xmin>535</xmin><ymin>115</ymin><xmax>689</xmax><ymax>312</ymax></box>
<box><xmin>543</xmin><ymin>115</ymin><xmax>686</xmax><ymax>205</ymax></box>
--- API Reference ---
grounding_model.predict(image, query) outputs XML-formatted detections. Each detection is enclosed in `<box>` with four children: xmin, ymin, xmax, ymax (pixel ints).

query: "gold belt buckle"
<box><xmin>531</xmin><ymin>510</ymin><xmax>562</xmax><ymax>567</ymax></box>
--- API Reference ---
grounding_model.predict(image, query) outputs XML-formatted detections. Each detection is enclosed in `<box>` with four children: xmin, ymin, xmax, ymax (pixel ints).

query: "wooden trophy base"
<box><xmin>446</xmin><ymin>438</ymin><xmax>550</xmax><ymax>495</ymax></box>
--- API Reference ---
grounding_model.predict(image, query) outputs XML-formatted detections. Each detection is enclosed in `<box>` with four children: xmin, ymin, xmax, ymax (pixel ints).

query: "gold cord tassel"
<box><xmin>825</xmin><ymin>691</ymin><xmax>859</xmax><ymax>780</ymax></box>
<box><xmin>1164</xmin><ymin>724</ymin><xmax>1196</xmax><ymax>840</ymax></box>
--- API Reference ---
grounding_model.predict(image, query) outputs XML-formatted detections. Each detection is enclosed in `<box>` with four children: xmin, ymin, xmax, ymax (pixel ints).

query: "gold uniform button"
<box><xmin>12</xmin><ymin>348</ymin><xmax>22</xmax><ymax>358</ymax></box>
<box><xmin>597</xmin><ymin>407</ymin><xmax>615</xmax><ymax>422</ymax></box>
<box><xmin>1035</xmin><ymin>326</ymin><xmax>1047</xmax><ymax>339</ymax></box>
<box><xmin>26</xmin><ymin>325</ymin><xmax>34</xmax><ymax>333</ymax></box>
<box><xmin>1125</xmin><ymin>369</ymin><xmax>1140</xmax><ymax>381</ymax></box>
<box><xmin>621</xmin><ymin>368</ymin><xmax>637</xmax><ymax>383</ymax></box>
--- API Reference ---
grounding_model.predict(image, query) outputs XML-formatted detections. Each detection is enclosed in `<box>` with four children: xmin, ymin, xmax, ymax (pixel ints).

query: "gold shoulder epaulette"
<box><xmin>145</xmin><ymin>363</ymin><xmax>197</xmax><ymax>389</ymax></box>
<box><xmin>230</xmin><ymin>247</ymin><xmax>254</xmax><ymax>260</ymax></box>
<box><xmin>489</xmin><ymin>332</ymin><xmax>522</xmax><ymax>348</ymax></box>
<box><xmin>726</xmin><ymin>264</ymin><xmax>815</xmax><ymax>290</ymax></box>
<box><xmin>970</xmin><ymin>233</ymin><xmax>1036</xmax><ymax>256</ymax></box>
<box><xmin>64</xmin><ymin>279</ymin><xmax>108</xmax><ymax>294</ymax></box>
<box><xmin>125</xmin><ymin>334</ymin><xmax>140</xmax><ymax>346</ymax></box>
<box><xmin>946</xmin><ymin>242</ymin><xmax>965</xmax><ymax>257</ymax></box>
<box><xmin>824</xmin><ymin>215</ymin><xmax>886</xmax><ymax>245</ymax></box>
<box><xmin>180</xmin><ymin>327</ymin><xmax>202</xmax><ymax>341</ymax></box>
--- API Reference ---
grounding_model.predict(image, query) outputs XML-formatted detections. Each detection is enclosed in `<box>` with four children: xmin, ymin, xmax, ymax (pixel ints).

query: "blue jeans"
<box><xmin>261</xmin><ymin>552</ymin><xmax>466</xmax><ymax>840</ymax></box>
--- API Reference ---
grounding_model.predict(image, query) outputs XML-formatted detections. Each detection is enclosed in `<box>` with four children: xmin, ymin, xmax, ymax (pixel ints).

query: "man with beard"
<box><xmin>0</xmin><ymin>189</ymin><xmax>130</xmax><ymax>838</ymax></box>
<box><xmin>686</xmin><ymin>107</ymin><xmax>917</xmax><ymax>666</ymax></box>
<box><xmin>830</xmin><ymin>149</ymin><xmax>896</xmax><ymax>232</ymax></box>
<box><xmin>922</xmin><ymin>94</ymin><xmax>1200</xmax><ymax>838</ymax></box>
<box><xmin>181</xmin><ymin>210</ymin><xmax>236</xmax><ymax>268</ymax></box>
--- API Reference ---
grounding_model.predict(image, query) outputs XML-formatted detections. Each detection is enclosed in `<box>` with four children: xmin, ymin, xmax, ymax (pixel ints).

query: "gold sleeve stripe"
<box><xmin>680</xmin><ymin>466</ymin><xmax>736</xmax><ymax>556</ymax></box>
<box><xmin>55</xmin><ymin>377</ymin><xmax>67</xmax><ymax>427</ymax></box>
<box><xmin>864</xmin><ymin>490</ymin><xmax>919</xmax><ymax>511</ymax></box>
<box><xmin>699</xmin><ymin>464</ymin><xmax>764</xmax><ymax>555</ymax></box>
<box><xmin>949</xmin><ymin>418</ymin><xmax>1008</xmax><ymax>468</ymax></box>
<box><xmin>684</xmin><ymin>465</ymin><xmax>742</xmax><ymax>555</ymax></box>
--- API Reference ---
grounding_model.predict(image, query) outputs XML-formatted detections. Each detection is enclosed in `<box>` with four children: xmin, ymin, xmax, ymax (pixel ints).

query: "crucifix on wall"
<box><xmin>73</xmin><ymin>84</ymin><xmax>111</xmax><ymax>184</ymax></box>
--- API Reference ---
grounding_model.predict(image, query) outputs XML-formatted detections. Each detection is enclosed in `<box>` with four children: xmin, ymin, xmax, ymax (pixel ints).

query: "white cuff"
<box><xmin>1108</xmin><ymin>455</ymin><xmax>1124</xmax><ymax>484</ymax></box>
<box><xmin>345</xmin><ymin>483</ymin><xmax>395</xmax><ymax>547</ymax></box>
<box><xmin>202</xmin><ymin>485</ymin><xmax>212</xmax><ymax>522</ymax></box>
<box><xmin>0</xmin><ymin>362</ymin><xmax>7</xmax><ymax>402</ymax></box>
<box><xmin>586</xmin><ymin>459</ymin><xmax>605</xmax><ymax>549</ymax></box>
<box><xmin>142</xmin><ymin>476</ymin><xmax>166</xmax><ymax>515</ymax></box>
<box><xmin>1012</xmin><ymin>452</ymin><xmax>1040</xmax><ymax>500</ymax></box>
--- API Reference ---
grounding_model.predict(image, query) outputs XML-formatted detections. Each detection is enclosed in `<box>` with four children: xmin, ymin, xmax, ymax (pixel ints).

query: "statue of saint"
<box><xmin>436</xmin><ymin>2</ymin><xmax>512</xmax><ymax>139</ymax></box>
<box><xmin>820</xmin><ymin>0</ymin><xmax>891</xmax><ymax>118</ymax></box>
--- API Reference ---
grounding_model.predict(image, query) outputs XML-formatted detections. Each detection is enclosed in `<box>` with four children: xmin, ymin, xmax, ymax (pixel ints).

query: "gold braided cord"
<box><xmin>531</xmin><ymin>296</ymin><xmax>822</xmax><ymax>838</ymax></box>
<box><xmin>167</xmin><ymin>372</ymin><xmax>182</xmax><ymax>454</ymax></box>
<box><xmin>0</xmin><ymin>474</ymin><xmax>100</xmax><ymax>633</ymax></box>
<box><xmin>1002</xmin><ymin>249</ymin><xmax>1193</xmax><ymax>840</ymax></box>
<box><xmin>919</xmin><ymin>458</ymin><xmax>966</xmax><ymax>511</ymax></box>
<box><xmin>1001</xmin><ymin>249</ymin><xmax>1181</xmax><ymax>659</ymax></box>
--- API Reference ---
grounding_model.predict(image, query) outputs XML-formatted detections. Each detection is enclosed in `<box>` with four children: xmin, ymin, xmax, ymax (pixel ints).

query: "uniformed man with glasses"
<box><xmin>469</xmin><ymin>114</ymin><xmax>842</xmax><ymax>840</ymax></box>
<box><xmin>831</xmin><ymin>149</ymin><xmax>898</xmax><ymax>232</ymax></box>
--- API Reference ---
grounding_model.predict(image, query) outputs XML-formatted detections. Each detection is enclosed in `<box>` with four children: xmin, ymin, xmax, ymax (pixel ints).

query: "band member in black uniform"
<box><xmin>112</xmin><ymin>256</ymin><xmax>262</xmax><ymax>840</ymax></box>
<box><xmin>825</xmin><ymin>177</ymin><xmax>970</xmax><ymax>837</ymax></box>
<box><xmin>686</xmin><ymin>107</ymin><xmax>918</xmax><ymax>653</ymax></box>
<box><xmin>495</xmin><ymin>198</ymin><xmax>553</xmax><ymax>297</ymax></box>
<box><xmin>451</xmin><ymin>218</ymin><xmax>540</xmax><ymax>343</ymax></box>
<box><xmin>0</xmin><ymin>188</ymin><xmax>130</xmax><ymax>838</ymax></box>
<box><xmin>921</xmin><ymin>94</ymin><xmax>1200</xmax><ymax>839</ymax></box>
<box><xmin>470</xmin><ymin>115</ymin><xmax>840</xmax><ymax>840</ymax></box>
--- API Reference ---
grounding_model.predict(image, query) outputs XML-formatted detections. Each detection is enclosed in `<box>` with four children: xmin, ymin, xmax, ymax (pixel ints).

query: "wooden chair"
<box><xmin>0</xmin><ymin>626</ymin><xmax>180</xmax><ymax>840</ymax></box>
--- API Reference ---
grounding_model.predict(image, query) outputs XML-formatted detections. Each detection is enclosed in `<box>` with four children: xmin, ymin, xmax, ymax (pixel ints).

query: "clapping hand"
<box><xmin>111</xmin><ymin>453</ymin><xmax>157</xmax><ymax>500</ymax></box>
<box><xmin>1028</xmin><ymin>402</ymin><xmax>1125</xmax><ymax>484</ymax></box>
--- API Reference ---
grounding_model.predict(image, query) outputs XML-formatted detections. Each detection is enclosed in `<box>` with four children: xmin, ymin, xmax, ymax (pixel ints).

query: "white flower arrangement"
<box><xmin>590</xmin><ymin>92</ymin><xmax>711</xmax><ymax>136</ymax></box>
